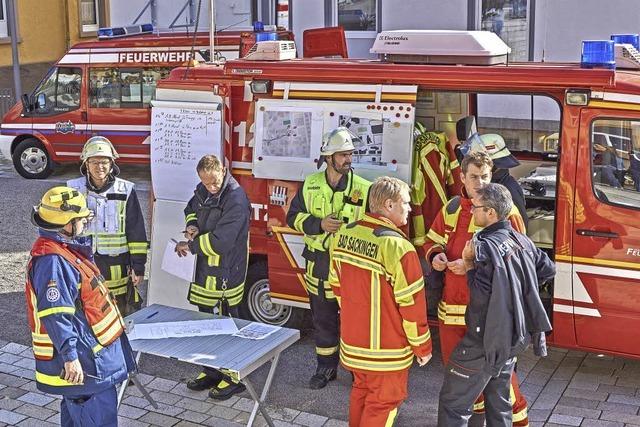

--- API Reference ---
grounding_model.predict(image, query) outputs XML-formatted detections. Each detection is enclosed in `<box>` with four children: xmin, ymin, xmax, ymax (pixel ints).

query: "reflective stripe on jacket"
<box><xmin>410</xmin><ymin>129</ymin><xmax>450</xmax><ymax>250</ymax></box>
<box><xmin>184</xmin><ymin>172</ymin><xmax>250</xmax><ymax>309</ymax></box>
<box><xmin>26</xmin><ymin>232</ymin><xmax>133</xmax><ymax>396</ymax></box>
<box><xmin>27</xmin><ymin>237</ymin><xmax>125</xmax><ymax>359</ymax></box>
<box><xmin>287</xmin><ymin>170</ymin><xmax>371</xmax><ymax>297</ymax></box>
<box><xmin>329</xmin><ymin>214</ymin><xmax>432</xmax><ymax>373</ymax></box>
<box><xmin>423</xmin><ymin>194</ymin><xmax>526</xmax><ymax>326</ymax></box>
<box><xmin>67</xmin><ymin>176</ymin><xmax>148</xmax><ymax>293</ymax></box>
<box><xmin>68</xmin><ymin>177</ymin><xmax>131</xmax><ymax>256</ymax></box>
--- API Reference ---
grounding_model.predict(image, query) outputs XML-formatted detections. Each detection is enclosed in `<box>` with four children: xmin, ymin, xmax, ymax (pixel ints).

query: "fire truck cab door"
<box><xmin>86</xmin><ymin>66</ymin><xmax>154</xmax><ymax>162</ymax></box>
<box><xmin>571</xmin><ymin>107</ymin><xmax>640</xmax><ymax>357</ymax></box>
<box><xmin>30</xmin><ymin>65</ymin><xmax>89</xmax><ymax>158</ymax></box>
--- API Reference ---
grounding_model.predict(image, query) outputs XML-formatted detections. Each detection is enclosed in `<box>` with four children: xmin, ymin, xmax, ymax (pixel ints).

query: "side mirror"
<box><xmin>36</xmin><ymin>93</ymin><xmax>46</xmax><ymax>110</ymax></box>
<box><xmin>20</xmin><ymin>93</ymin><xmax>31</xmax><ymax>112</ymax></box>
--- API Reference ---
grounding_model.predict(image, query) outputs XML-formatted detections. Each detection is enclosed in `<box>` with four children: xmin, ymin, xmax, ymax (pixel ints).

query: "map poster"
<box><xmin>339</xmin><ymin>115</ymin><xmax>385</xmax><ymax>166</ymax></box>
<box><xmin>261</xmin><ymin>111</ymin><xmax>312</xmax><ymax>158</ymax></box>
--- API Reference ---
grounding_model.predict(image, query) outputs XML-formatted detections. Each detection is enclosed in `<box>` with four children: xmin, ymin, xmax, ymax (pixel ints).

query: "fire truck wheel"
<box><xmin>12</xmin><ymin>138</ymin><xmax>55</xmax><ymax>179</ymax></box>
<box><xmin>241</xmin><ymin>261</ymin><xmax>304</xmax><ymax>329</ymax></box>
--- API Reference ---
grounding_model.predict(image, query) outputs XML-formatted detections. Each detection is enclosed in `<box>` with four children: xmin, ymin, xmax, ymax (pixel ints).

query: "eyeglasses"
<box><xmin>471</xmin><ymin>204</ymin><xmax>489</xmax><ymax>211</ymax></box>
<box><xmin>87</xmin><ymin>160</ymin><xmax>111</xmax><ymax>167</ymax></box>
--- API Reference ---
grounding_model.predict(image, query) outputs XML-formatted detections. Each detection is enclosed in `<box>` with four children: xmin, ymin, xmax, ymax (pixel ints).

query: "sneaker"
<box><xmin>309</xmin><ymin>367</ymin><xmax>337</xmax><ymax>390</ymax></box>
<box><xmin>186</xmin><ymin>372</ymin><xmax>220</xmax><ymax>391</ymax></box>
<box><xmin>208</xmin><ymin>380</ymin><xmax>246</xmax><ymax>401</ymax></box>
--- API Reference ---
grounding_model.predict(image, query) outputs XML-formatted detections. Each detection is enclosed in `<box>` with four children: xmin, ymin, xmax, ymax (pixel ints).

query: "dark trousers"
<box><xmin>61</xmin><ymin>385</ymin><xmax>118</xmax><ymax>427</ymax></box>
<box><xmin>309</xmin><ymin>281</ymin><xmax>340</xmax><ymax>369</ymax></box>
<box><xmin>94</xmin><ymin>253</ymin><xmax>141</xmax><ymax>316</ymax></box>
<box><xmin>198</xmin><ymin>304</ymin><xmax>240</xmax><ymax>381</ymax></box>
<box><xmin>438</xmin><ymin>355</ymin><xmax>516</xmax><ymax>427</ymax></box>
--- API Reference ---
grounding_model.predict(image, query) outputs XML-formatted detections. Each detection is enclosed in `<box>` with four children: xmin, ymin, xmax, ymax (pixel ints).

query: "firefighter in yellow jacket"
<box><xmin>286</xmin><ymin>127</ymin><xmax>371</xmax><ymax>389</ymax></box>
<box><xmin>329</xmin><ymin>176</ymin><xmax>432</xmax><ymax>427</ymax></box>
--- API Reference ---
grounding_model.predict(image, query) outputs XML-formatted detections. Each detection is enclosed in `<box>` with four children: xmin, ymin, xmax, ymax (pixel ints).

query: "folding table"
<box><xmin>117</xmin><ymin>304</ymin><xmax>300</xmax><ymax>427</ymax></box>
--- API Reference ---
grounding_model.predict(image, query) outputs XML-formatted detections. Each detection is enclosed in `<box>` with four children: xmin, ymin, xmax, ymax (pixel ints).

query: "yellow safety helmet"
<box><xmin>31</xmin><ymin>186</ymin><xmax>91</xmax><ymax>230</ymax></box>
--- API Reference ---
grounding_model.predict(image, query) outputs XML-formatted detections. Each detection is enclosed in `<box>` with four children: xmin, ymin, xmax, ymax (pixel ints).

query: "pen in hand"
<box><xmin>60</xmin><ymin>368</ymin><xmax>100</xmax><ymax>380</ymax></box>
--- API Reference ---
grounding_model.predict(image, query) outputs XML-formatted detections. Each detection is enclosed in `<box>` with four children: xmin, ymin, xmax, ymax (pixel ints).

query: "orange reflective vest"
<box><xmin>26</xmin><ymin>237</ymin><xmax>125</xmax><ymax>360</ymax></box>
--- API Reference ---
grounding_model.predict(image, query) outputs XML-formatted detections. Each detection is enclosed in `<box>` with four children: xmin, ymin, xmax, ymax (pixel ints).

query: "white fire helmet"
<box><xmin>320</xmin><ymin>127</ymin><xmax>356</xmax><ymax>156</ymax></box>
<box><xmin>80</xmin><ymin>136</ymin><xmax>119</xmax><ymax>162</ymax></box>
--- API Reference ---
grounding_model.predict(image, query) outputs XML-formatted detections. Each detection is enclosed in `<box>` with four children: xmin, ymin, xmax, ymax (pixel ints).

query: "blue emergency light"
<box><xmin>253</xmin><ymin>21</ymin><xmax>265</xmax><ymax>32</ymax></box>
<box><xmin>252</xmin><ymin>20</ymin><xmax>277</xmax><ymax>42</ymax></box>
<box><xmin>581</xmin><ymin>40</ymin><xmax>616</xmax><ymax>69</ymax></box>
<box><xmin>611</xmin><ymin>33</ymin><xmax>640</xmax><ymax>49</ymax></box>
<box><xmin>98</xmin><ymin>24</ymin><xmax>154</xmax><ymax>39</ymax></box>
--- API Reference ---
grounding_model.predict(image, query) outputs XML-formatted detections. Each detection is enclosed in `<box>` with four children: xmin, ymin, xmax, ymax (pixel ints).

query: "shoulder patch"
<box><xmin>446</xmin><ymin>196</ymin><xmax>461</xmax><ymax>215</ymax></box>
<box><xmin>46</xmin><ymin>287</ymin><xmax>61</xmax><ymax>303</ymax></box>
<box><xmin>373</xmin><ymin>226</ymin><xmax>403</xmax><ymax>239</ymax></box>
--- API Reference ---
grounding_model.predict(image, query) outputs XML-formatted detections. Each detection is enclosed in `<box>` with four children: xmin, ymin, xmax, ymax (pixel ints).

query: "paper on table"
<box><xmin>161</xmin><ymin>239</ymin><xmax>195</xmax><ymax>282</ymax></box>
<box><xmin>233</xmin><ymin>322</ymin><xmax>281</xmax><ymax>340</ymax></box>
<box><xmin>127</xmin><ymin>318</ymin><xmax>238</xmax><ymax>340</ymax></box>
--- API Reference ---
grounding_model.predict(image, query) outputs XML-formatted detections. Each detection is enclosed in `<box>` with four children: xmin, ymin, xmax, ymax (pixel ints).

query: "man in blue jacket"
<box><xmin>27</xmin><ymin>186</ymin><xmax>136</xmax><ymax>426</ymax></box>
<box><xmin>438</xmin><ymin>183</ymin><xmax>554</xmax><ymax>427</ymax></box>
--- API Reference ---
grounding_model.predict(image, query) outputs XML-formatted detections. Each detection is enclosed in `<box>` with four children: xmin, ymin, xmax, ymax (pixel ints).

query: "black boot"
<box><xmin>208</xmin><ymin>380</ymin><xmax>246</xmax><ymax>401</ymax></box>
<box><xmin>309</xmin><ymin>367</ymin><xmax>337</xmax><ymax>390</ymax></box>
<box><xmin>186</xmin><ymin>371</ymin><xmax>222</xmax><ymax>391</ymax></box>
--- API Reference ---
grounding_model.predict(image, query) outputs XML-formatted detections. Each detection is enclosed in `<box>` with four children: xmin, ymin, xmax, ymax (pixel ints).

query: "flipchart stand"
<box><xmin>117</xmin><ymin>304</ymin><xmax>300</xmax><ymax>427</ymax></box>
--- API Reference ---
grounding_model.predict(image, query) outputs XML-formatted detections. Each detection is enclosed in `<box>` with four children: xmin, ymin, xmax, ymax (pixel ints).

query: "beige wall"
<box><xmin>0</xmin><ymin>0</ymin><xmax>101</xmax><ymax>67</ymax></box>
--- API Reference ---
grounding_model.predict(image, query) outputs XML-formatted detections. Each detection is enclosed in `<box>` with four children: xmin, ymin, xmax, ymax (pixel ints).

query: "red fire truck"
<box><xmin>0</xmin><ymin>24</ymin><xmax>291</xmax><ymax>179</ymax></box>
<box><xmin>150</xmin><ymin>30</ymin><xmax>640</xmax><ymax>360</ymax></box>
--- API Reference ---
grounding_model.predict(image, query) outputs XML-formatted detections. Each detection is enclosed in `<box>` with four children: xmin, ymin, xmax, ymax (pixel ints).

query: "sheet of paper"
<box><xmin>233</xmin><ymin>322</ymin><xmax>281</xmax><ymax>340</ymax></box>
<box><xmin>161</xmin><ymin>239</ymin><xmax>195</xmax><ymax>282</ymax></box>
<box><xmin>127</xmin><ymin>318</ymin><xmax>239</xmax><ymax>340</ymax></box>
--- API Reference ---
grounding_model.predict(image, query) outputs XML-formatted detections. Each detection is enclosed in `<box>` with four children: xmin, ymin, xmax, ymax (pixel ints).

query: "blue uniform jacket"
<box><xmin>30</xmin><ymin>230</ymin><xmax>136</xmax><ymax>396</ymax></box>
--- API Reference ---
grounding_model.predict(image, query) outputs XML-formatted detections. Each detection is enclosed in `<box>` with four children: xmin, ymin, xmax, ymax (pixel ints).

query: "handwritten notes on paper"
<box><xmin>127</xmin><ymin>318</ymin><xmax>239</xmax><ymax>340</ymax></box>
<box><xmin>151</xmin><ymin>106</ymin><xmax>222</xmax><ymax>202</ymax></box>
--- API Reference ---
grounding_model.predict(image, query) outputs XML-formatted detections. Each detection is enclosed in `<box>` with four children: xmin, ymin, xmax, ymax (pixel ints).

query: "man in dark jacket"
<box><xmin>438</xmin><ymin>183</ymin><xmax>554</xmax><ymax>427</ymax></box>
<box><xmin>175</xmin><ymin>154</ymin><xmax>251</xmax><ymax>400</ymax></box>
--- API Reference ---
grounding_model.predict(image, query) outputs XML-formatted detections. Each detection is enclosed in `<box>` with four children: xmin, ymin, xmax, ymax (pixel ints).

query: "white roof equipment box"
<box><xmin>371</xmin><ymin>30</ymin><xmax>511</xmax><ymax>65</ymax></box>
<box><xmin>244</xmin><ymin>40</ymin><xmax>297</xmax><ymax>61</ymax></box>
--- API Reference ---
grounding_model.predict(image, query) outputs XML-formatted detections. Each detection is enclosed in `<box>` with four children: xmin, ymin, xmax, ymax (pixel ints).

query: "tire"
<box><xmin>240</xmin><ymin>260</ymin><xmax>305</xmax><ymax>329</ymax></box>
<box><xmin>12</xmin><ymin>138</ymin><xmax>54</xmax><ymax>179</ymax></box>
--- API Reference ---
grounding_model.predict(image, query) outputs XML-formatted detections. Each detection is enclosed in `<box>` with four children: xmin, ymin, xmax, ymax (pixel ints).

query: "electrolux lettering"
<box><xmin>380</xmin><ymin>35</ymin><xmax>408</xmax><ymax>41</ymax></box>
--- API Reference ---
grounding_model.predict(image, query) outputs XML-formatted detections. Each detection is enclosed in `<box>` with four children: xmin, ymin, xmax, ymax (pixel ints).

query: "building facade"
<box><xmin>0</xmin><ymin>0</ymin><xmax>110</xmax><ymax>98</ymax></box>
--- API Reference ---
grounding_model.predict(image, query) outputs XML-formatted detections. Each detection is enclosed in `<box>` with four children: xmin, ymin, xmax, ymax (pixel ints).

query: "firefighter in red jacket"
<box><xmin>423</xmin><ymin>151</ymin><xmax>529</xmax><ymax>426</ymax></box>
<box><xmin>329</xmin><ymin>176</ymin><xmax>432</xmax><ymax>427</ymax></box>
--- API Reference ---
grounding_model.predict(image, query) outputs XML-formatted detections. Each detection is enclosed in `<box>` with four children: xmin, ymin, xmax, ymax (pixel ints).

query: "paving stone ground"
<box><xmin>0</xmin><ymin>338</ymin><xmax>639</xmax><ymax>426</ymax></box>
<box><xmin>0</xmin><ymin>340</ymin><xmax>348</xmax><ymax>427</ymax></box>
